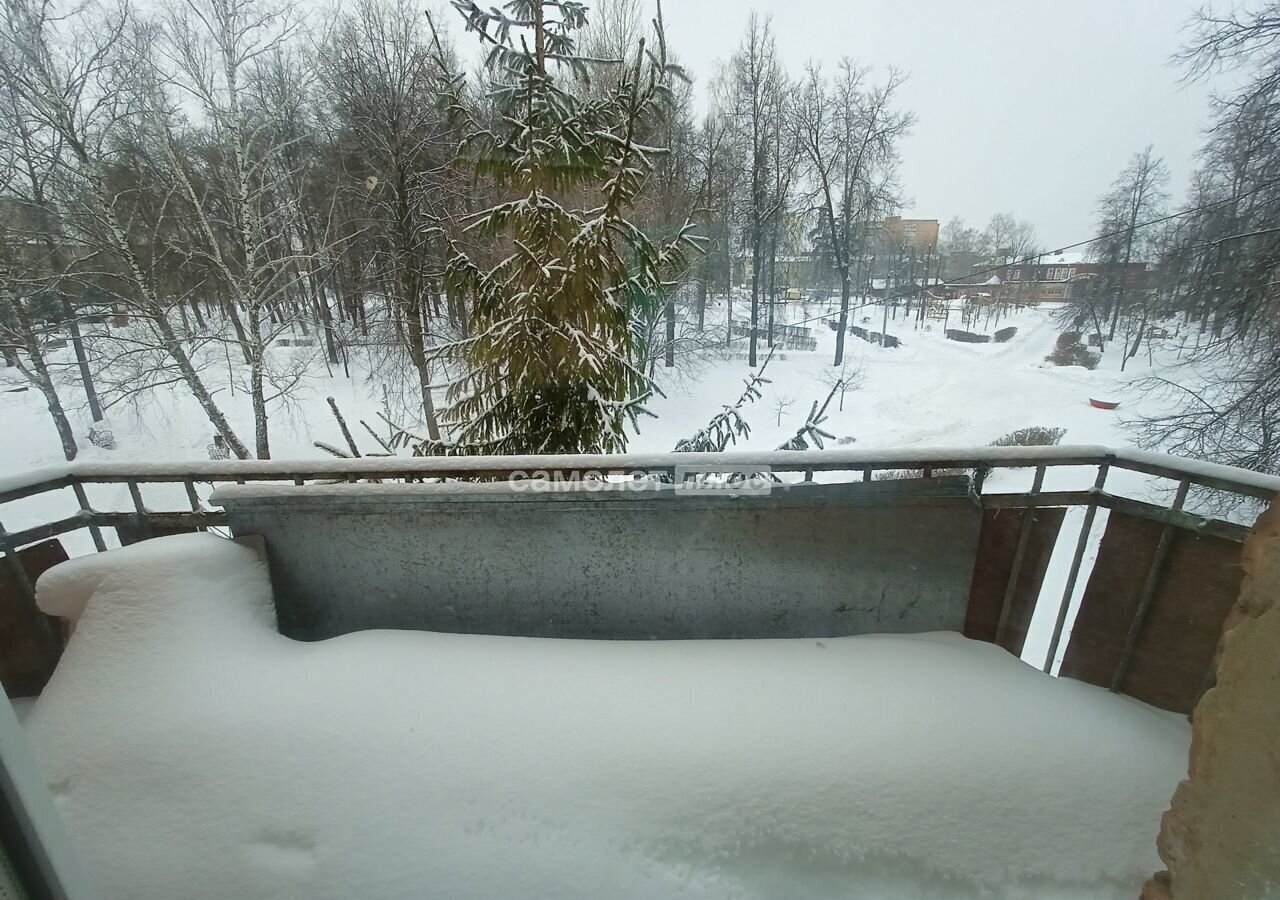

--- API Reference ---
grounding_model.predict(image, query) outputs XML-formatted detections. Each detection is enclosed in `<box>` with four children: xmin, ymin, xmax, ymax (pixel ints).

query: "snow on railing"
<box><xmin>2</xmin><ymin>444</ymin><xmax>1278</xmax><ymax>498</ymax></box>
<box><xmin>0</xmin><ymin>447</ymin><xmax>1274</xmax><ymax>553</ymax></box>
<box><xmin>0</xmin><ymin>445</ymin><xmax>1274</xmax><ymax>686</ymax></box>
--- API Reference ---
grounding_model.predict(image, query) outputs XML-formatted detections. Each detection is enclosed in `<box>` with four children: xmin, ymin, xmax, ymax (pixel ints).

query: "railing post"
<box><xmin>125</xmin><ymin>481</ymin><xmax>150</xmax><ymax>544</ymax></box>
<box><xmin>126</xmin><ymin>481</ymin><xmax>146</xmax><ymax>516</ymax></box>
<box><xmin>1110</xmin><ymin>478</ymin><xmax>1191</xmax><ymax>692</ymax></box>
<box><xmin>1044</xmin><ymin>463</ymin><xmax>1110</xmax><ymax>674</ymax></box>
<box><xmin>184</xmin><ymin>480</ymin><xmax>201</xmax><ymax>512</ymax></box>
<box><xmin>995</xmin><ymin>465</ymin><xmax>1045</xmax><ymax>647</ymax></box>
<box><xmin>71</xmin><ymin>480</ymin><xmax>107</xmax><ymax>553</ymax></box>
<box><xmin>0</xmin><ymin>516</ymin><xmax>55</xmax><ymax>647</ymax></box>
<box><xmin>0</xmin><ymin>518</ymin><xmax>35</xmax><ymax>608</ymax></box>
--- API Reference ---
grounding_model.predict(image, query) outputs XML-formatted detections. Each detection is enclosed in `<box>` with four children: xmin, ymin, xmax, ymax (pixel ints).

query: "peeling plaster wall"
<box><xmin>1144</xmin><ymin>501</ymin><xmax>1280</xmax><ymax>900</ymax></box>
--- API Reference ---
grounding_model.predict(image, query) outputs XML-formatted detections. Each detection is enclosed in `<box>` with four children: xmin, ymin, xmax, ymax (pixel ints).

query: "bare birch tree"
<box><xmin>1091</xmin><ymin>146</ymin><xmax>1168</xmax><ymax>344</ymax></box>
<box><xmin>795</xmin><ymin>60</ymin><xmax>910</xmax><ymax>366</ymax></box>
<box><xmin>142</xmin><ymin>0</ymin><xmax>328</xmax><ymax>458</ymax></box>
<box><xmin>319</xmin><ymin>0</ymin><xmax>465</xmax><ymax>441</ymax></box>
<box><xmin>726</xmin><ymin>13</ymin><xmax>789</xmax><ymax>368</ymax></box>
<box><xmin>0</xmin><ymin>0</ymin><xmax>252</xmax><ymax>456</ymax></box>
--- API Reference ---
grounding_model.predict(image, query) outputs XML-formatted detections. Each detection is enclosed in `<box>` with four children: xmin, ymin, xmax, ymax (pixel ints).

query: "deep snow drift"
<box><xmin>25</xmin><ymin>533</ymin><xmax>1187</xmax><ymax>900</ymax></box>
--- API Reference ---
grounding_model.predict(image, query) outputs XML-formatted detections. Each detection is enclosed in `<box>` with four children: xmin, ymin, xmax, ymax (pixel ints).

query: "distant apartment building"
<box><xmin>730</xmin><ymin>215</ymin><xmax>951</xmax><ymax>292</ymax></box>
<box><xmin>882</xmin><ymin>216</ymin><xmax>940</xmax><ymax>253</ymax></box>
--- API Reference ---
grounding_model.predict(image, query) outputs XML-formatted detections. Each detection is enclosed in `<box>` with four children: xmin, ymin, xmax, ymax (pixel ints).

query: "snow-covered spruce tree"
<box><xmin>435</xmin><ymin>0</ymin><xmax>698</xmax><ymax>455</ymax></box>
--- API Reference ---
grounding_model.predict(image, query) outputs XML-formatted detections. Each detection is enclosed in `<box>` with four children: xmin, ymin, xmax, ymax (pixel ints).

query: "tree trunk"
<box><xmin>403</xmin><ymin>289</ymin><xmax>442</xmax><ymax>442</ymax></box>
<box><xmin>749</xmin><ymin>223</ymin><xmax>761</xmax><ymax>367</ymax></box>
<box><xmin>250</xmin><ymin>356</ymin><xmax>269</xmax><ymax>458</ymax></box>
<box><xmin>246</xmin><ymin>303</ymin><xmax>270</xmax><ymax>458</ymax></box>
<box><xmin>61</xmin><ymin>296</ymin><xmax>103</xmax><ymax>423</ymax></box>
<box><xmin>766</xmin><ymin>221</ymin><xmax>778</xmax><ymax>348</ymax></box>
<box><xmin>1107</xmin><ymin>285</ymin><xmax>1123</xmax><ymax>341</ymax></box>
<box><xmin>222</xmin><ymin>293</ymin><xmax>252</xmax><ymax>364</ymax></box>
<box><xmin>23</xmin><ymin>144</ymin><xmax>102</xmax><ymax>431</ymax></box>
<box><xmin>152</xmin><ymin>309</ymin><xmax>251</xmax><ymax>458</ymax></box>
<box><xmin>189</xmin><ymin>296</ymin><xmax>207</xmax><ymax>330</ymax></box>
<box><xmin>664</xmin><ymin>291</ymin><xmax>675</xmax><ymax>368</ymax></box>
<box><xmin>1124</xmin><ymin>308</ymin><xmax>1149</xmax><ymax>370</ymax></box>
<box><xmin>314</xmin><ymin>293</ymin><xmax>339</xmax><ymax>366</ymax></box>
<box><xmin>25</xmin><ymin>352</ymin><xmax>78</xmax><ymax>461</ymax></box>
<box><xmin>1109</xmin><ymin>213</ymin><xmax>1138</xmax><ymax>342</ymax></box>
<box><xmin>6</xmin><ymin>290</ymin><xmax>77</xmax><ymax>460</ymax></box>
<box><xmin>905</xmin><ymin>255</ymin><xmax>917</xmax><ymax>327</ymax></box>
<box><xmin>71</xmin><ymin>149</ymin><xmax>250</xmax><ymax>456</ymax></box>
<box><xmin>834</xmin><ymin>266</ymin><xmax>850</xmax><ymax>366</ymax></box>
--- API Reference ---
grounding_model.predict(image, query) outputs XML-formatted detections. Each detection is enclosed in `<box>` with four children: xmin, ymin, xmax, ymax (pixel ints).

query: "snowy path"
<box><xmin>0</xmin><ymin>301</ymin><xmax>1163</xmax><ymax>473</ymax></box>
<box><xmin>641</xmin><ymin>303</ymin><xmax>1133</xmax><ymax>456</ymax></box>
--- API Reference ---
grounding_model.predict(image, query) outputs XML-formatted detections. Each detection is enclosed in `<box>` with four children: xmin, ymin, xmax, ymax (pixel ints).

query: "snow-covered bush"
<box><xmin>990</xmin><ymin>426</ymin><xmax>1067</xmax><ymax>447</ymax></box>
<box><xmin>1046</xmin><ymin>332</ymin><xmax>1100</xmax><ymax>369</ymax></box>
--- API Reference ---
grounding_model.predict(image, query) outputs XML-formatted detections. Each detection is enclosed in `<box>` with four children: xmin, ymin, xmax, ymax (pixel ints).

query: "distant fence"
<box><xmin>946</xmin><ymin>326</ymin><xmax>1017</xmax><ymax>344</ymax></box>
<box><xmin>849</xmin><ymin>324</ymin><xmax>901</xmax><ymax>348</ymax></box>
<box><xmin>729</xmin><ymin>320</ymin><xmax>817</xmax><ymax>351</ymax></box>
<box><xmin>945</xmin><ymin>329</ymin><xmax>990</xmax><ymax>343</ymax></box>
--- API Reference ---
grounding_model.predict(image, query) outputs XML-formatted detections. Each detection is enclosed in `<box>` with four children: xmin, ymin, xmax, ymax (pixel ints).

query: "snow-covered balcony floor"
<box><xmin>21</xmin><ymin>533</ymin><xmax>1188</xmax><ymax>900</ymax></box>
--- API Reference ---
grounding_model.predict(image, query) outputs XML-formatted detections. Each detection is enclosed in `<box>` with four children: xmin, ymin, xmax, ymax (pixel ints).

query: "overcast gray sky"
<box><xmin>658</xmin><ymin>0</ymin><xmax>1227</xmax><ymax>250</ymax></box>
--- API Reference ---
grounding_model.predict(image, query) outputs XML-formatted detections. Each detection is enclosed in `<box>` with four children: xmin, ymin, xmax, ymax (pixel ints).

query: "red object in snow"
<box><xmin>1089</xmin><ymin>398</ymin><xmax>1120</xmax><ymax>410</ymax></box>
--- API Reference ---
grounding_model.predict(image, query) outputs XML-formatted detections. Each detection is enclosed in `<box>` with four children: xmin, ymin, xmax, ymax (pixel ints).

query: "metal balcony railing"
<box><xmin>1</xmin><ymin>445</ymin><xmax>1275</xmax><ymax>713</ymax></box>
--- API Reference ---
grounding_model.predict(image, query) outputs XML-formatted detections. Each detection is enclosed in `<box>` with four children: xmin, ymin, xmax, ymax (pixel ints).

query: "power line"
<box><xmin>886</xmin><ymin>172</ymin><xmax>1280</xmax><ymax>305</ymax></box>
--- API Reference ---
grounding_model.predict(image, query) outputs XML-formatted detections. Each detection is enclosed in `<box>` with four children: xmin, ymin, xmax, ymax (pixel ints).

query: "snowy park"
<box><xmin>0</xmin><ymin>297</ymin><xmax>1182</xmax><ymax>473</ymax></box>
<box><xmin>3</xmin><ymin>0</ymin><xmax>1280</xmax><ymax>897</ymax></box>
<box><xmin>1</xmin><ymin>296</ymin><xmax>1228</xmax><ymax>900</ymax></box>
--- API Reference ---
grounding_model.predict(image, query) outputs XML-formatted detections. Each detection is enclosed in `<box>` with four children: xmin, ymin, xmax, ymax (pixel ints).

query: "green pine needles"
<box><xmin>436</xmin><ymin>0</ymin><xmax>700</xmax><ymax>455</ymax></box>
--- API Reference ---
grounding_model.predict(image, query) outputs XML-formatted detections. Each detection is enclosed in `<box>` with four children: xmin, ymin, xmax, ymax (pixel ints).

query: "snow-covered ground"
<box><xmin>645</xmin><ymin>299</ymin><xmax>1116</xmax><ymax>453</ymax></box>
<box><xmin>0</xmin><ymin>298</ymin><xmax>1182</xmax><ymax>469</ymax></box>
<box><xmin>24</xmin><ymin>533</ymin><xmax>1190</xmax><ymax>900</ymax></box>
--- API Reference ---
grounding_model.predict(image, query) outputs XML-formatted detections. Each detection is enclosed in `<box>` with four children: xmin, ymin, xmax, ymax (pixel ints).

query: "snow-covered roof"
<box><xmin>1040</xmin><ymin>249</ymin><xmax>1090</xmax><ymax>266</ymax></box>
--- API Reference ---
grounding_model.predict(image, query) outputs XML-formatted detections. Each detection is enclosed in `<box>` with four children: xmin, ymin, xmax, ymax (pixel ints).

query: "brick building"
<box><xmin>944</xmin><ymin>253</ymin><xmax>1150</xmax><ymax>305</ymax></box>
<box><xmin>883</xmin><ymin>217</ymin><xmax>940</xmax><ymax>253</ymax></box>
